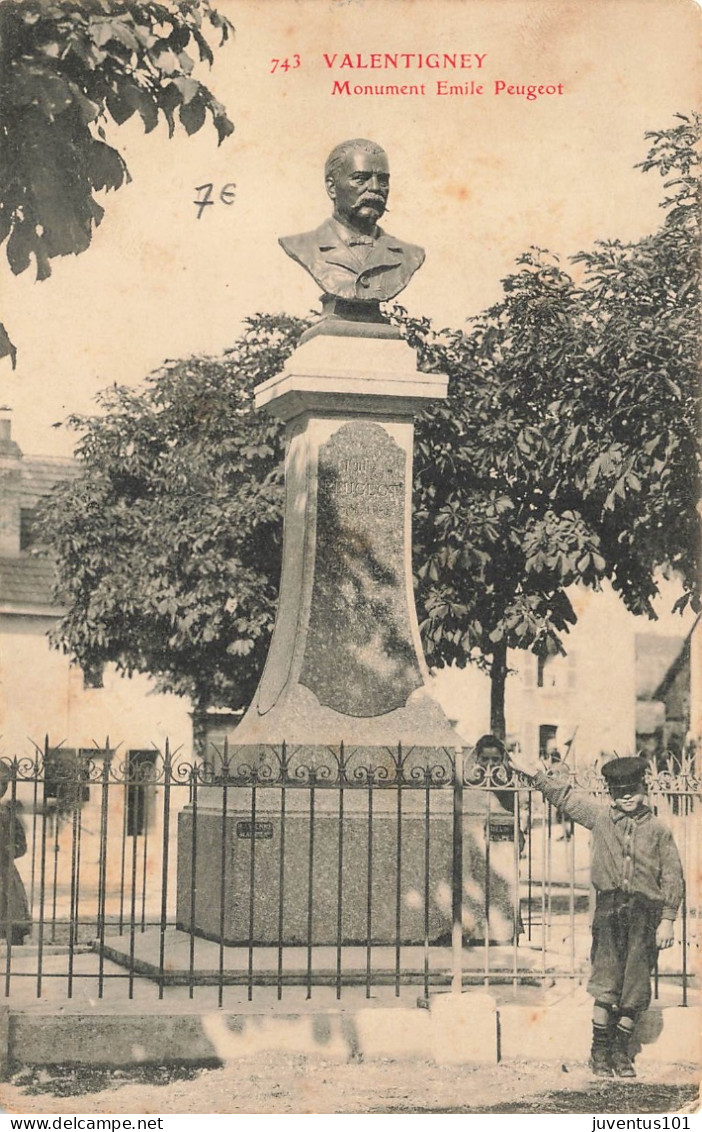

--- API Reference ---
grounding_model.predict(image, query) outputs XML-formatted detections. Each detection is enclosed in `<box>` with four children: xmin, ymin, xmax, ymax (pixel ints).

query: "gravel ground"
<box><xmin>0</xmin><ymin>1058</ymin><xmax>698</xmax><ymax>1115</ymax></box>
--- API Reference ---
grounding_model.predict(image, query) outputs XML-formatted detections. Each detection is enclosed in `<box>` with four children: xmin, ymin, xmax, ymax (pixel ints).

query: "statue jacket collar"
<box><xmin>313</xmin><ymin>217</ymin><xmax>407</xmax><ymax>275</ymax></box>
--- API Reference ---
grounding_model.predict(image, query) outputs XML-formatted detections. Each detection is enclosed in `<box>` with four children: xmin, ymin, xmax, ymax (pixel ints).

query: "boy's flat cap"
<box><xmin>601</xmin><ymin>756</ymin><xmax>648</xmax><ymax>785</ymax></box>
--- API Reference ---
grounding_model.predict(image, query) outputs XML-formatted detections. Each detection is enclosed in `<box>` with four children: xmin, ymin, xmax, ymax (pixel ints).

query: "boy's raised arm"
<box><xmin>507</xmin><ymin>747</ymin><xmax>601</xmax><ymax>830</ymax></box>
<box><xmin>505</xmin><ymin>746</ymin><xmax>541</xmax><ymax>779</ymax></box>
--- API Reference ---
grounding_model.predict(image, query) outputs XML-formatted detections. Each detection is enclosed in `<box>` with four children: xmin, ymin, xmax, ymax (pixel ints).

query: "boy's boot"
<box><xmin>611</xmin><ymin>1021</ymin><xmax>636</xmax><ymax>1078</ymax></box>
<box><xmin>589</xmin><ymin>1020</ymin><xmax>614</xmax><ymax>1077</ymax></box>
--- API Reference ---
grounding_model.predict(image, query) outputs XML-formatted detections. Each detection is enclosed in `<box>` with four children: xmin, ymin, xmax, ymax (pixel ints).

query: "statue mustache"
<box><xmin>353</xmin><ymin>195</ymin><xmax>387</xmax><ymax>210</ymax></box>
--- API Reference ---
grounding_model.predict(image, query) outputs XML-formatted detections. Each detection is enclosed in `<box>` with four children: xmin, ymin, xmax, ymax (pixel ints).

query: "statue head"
<box><xmin>324</xmin><ymin>139</ymin><xmax>390</xmax><ymax>234</ymax></box>
<box><xmin>279</xmin><ymin>137</ymin><xmax>424</xmax><ymax>318</ymax></box>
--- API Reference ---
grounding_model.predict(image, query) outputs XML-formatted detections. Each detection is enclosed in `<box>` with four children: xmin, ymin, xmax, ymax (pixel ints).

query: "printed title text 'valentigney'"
<box><xmin>323</xmin><ymin>53</ymin><xmax>487</xmax><ymax>68</ymax></box>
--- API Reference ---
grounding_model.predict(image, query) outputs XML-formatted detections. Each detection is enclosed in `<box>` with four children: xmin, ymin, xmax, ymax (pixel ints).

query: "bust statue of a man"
<box><xmin>279</xmin><ymin>139</ymin><xmax>425</xmax><ymax>305</ymax></box>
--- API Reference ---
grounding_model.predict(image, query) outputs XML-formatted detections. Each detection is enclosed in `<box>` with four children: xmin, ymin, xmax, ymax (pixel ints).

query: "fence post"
<box><xmin>452</xmin><ymin>746</ymin><xmax>464</xmax><ymax>995</ymax></box>
<box><xmin>0</xmin><ymin>1004</ymin><xmax>9</xmax><ymax>1080</ymax></box>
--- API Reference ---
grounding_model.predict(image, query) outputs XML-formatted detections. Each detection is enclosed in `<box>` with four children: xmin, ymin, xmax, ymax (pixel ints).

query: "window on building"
<box><xmin>44</xmin><ymin>748</ymin><xmax>90</xmax><ymax>809</ymax></box>
<box><xmin>126</xmin><ymin>750</ymin><xmax>158</xmax><ymax>837</ymax></box>
<box><xmin>537</xmin><ymin>652</ymin><xmax>574</xmax><ymax>690</ymax></box>
<box><xmin>82</xmin><ymin>661</ymin><xmax>105</xmax><ymax>690</ymax></box>
<box><xmin>19</xmin><ymin>508</ymin><xmax>36</xmax><ymax>551</ymax></box>
<box><xmin>539</xmin><ymin>724</ymin><xmax>559</xmax><ymax>759</ymax></box>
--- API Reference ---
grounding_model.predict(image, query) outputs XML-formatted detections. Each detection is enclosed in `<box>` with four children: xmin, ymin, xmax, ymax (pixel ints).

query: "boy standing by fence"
<box><xmin>507</xmin><ymin>751</ymin><xmax>684</xmax><ymax>1078</ymax></box>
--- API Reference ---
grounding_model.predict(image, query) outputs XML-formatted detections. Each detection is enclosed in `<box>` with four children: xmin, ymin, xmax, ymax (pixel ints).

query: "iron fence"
<box><xmin>0</xmin><ymin>738</ymin><xmax>696</xmax><ymax>1008</ymax></box>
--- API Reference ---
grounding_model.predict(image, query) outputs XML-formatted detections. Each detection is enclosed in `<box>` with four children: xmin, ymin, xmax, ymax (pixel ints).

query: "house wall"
<box><xmin>430</xmin><ymin>580</ymin><xmax>696</xmax><ymax>769</ymax></box>
<box><xmin>1</xmin><ymin>611</ymin><xmax>195</xmax><ymax>921</ymax></box>
<box><xmin>661</xmin><ymin>661</ymin><xmax>690</xmax><ymax>752</ymax></box>
<box><xmin>0</xmin><ymin>611</ymin><xmax>192</xmax><ymax>760</ymax></box>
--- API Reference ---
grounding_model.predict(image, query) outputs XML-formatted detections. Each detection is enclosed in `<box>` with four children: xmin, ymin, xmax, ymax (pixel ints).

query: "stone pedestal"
<box><xmin>177</xmin><ymin>329</ymin><xmax>472</xmax><ymax>945</ymax></box>
<box><xmin>232</xmin><ymin>331</ymin><xmax>458</xmax><ymax>753</ymax></box>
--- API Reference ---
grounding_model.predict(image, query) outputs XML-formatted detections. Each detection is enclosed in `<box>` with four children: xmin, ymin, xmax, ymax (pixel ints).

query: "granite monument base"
<box><xmin>175</xmin><ymin>790</ymin><xmax>520</xmax><ymax>946</ymax></box>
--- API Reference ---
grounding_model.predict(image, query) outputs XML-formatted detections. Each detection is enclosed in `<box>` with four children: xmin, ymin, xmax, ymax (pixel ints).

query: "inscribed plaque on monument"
<box><xmin>299</xmin><ymin>421</ymin><xmax>423</xmax><ymax>715</ymax></box>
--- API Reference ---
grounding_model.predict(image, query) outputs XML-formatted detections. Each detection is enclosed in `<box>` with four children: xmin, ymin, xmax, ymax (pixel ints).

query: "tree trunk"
<box><xmin>490</xmin><ymin>639</ymin><xmax>508</xmax><ymax>742</ymax></box>
<box><xmin>190</xmin><ymin>705</ymin><xmax>208</xmax><ymax>761</ymax></box>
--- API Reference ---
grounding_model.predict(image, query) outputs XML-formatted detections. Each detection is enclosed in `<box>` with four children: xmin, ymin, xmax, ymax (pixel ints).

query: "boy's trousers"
<box><xmin>587</xmin><ymin>890</ymin><xmax>661</xmax><ymax>1014</ymax></box>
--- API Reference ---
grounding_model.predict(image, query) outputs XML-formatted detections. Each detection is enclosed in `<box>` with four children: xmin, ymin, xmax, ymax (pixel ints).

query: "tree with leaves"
<box><xmin>0</xmin><ymin>0</ymin><xmax>233</xmax><ymax>365</ymax></box>
<box><xmin>563</xmin><ymin>114</ymin><xmax>700</xmax><ymax>618</ymax></box>
<box><xmin>407</xmin><ymin>270</ymin><xmax>610</xmax><ymax>739</ymax></box>
<box><xmin>410</xmin><ymin>113</ymin><xmax>700</xmax><ymax>737</ymax></box>
<box><xmin>39</xmin><ymin>314</ymin><xmax>307</xmax><ymax>717</ymax></box>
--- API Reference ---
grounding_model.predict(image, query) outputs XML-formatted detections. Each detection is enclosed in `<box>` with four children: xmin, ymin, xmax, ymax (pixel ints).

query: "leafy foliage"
<box><xmin>404</xmin><ymin>264</ymin><xmax>605</xmax><ymax>734</ymax></box>
<box><xmin>0</xmin><ymin>0</ymin><xmax>234</xmax><ymax>365</ymax></box>
<box><xmin>566</xmin><ymin>114</ymin><xmax>700</xmax><ymax>617</ymax></box>
<box><xmin>37</xmin><ymin>117</ymin><xmax>700</xmax><ymax>733</ymax></box>
<box><xmin>39</xmin><ymin>314</ymin><xmax>307</xmax><ymax>711</ymax></box>
<box><xmin>407</xmin><ymin>113</ymin><xmax>700</xmax><ymax>734</ymax></box>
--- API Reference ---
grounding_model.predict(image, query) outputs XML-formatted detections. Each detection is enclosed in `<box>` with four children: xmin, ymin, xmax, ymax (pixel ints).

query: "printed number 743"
<box><xmin>270</xmin><ymin>55</ymin><xmax>300</xmax><ymax>72</ymax></box>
